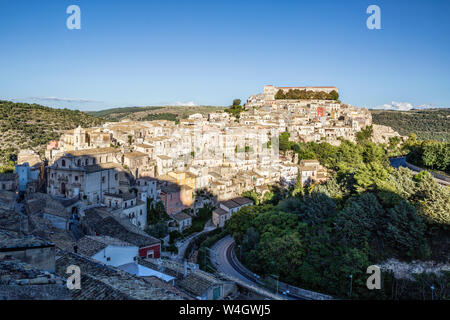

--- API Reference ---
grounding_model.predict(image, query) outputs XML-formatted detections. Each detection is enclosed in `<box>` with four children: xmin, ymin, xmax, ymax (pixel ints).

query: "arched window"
<box><xmin>62</xmin><ymin>159</ymin><xmax>66</xmax><ymax>167</ymax></box>
<box><xmin>77</xmin><ymin>159</ymin><xmax>81</xmax><ymax>166</ymax></box>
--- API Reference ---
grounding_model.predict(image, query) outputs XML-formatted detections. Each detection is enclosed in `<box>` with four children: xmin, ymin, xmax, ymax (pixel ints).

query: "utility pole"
<box><xmin>271</xmin><ymin>274</ymin><xmax>279</xmax><ymax>295</ymax></box>
<box><xmin>349</xmin><ymin>274</ymin><xmax>353</xmax><ymax>298</ymax></box>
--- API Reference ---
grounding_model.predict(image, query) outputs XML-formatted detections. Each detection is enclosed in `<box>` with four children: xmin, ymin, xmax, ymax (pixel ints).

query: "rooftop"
<box><xmin>85</xmin><ymin>162</ymin><xmax>122</xmax><ymax>173</ymax></box>
<box><xmin>65</xmin><ymin>147</ymin><xmax>120</xmax><ymax>157</ymax></box>
<box><xmin>0</xmin><ymin>255</ymin><xmax>71</xmax><ymax>300</ymax></box>
<box><xmin>124</xmin><ymin>151</ymin><xmax>147</xmax><ymax>159</ymax></box>
<box><xmin>231</xmin><ymin>197</ymin><xmax>253</xmax><ymax>206</ymax></box>
<box><xmin>213</xmin><ymin>207</ymin><xmax>228</xmax><ymax>216</ymax></box>
<box><xmin>83</xmin><ymin>209</ymin><xmax>160</xmax><ymax>247</ymax></box>
<box><xmin>71</xmin><ymin>235</ymin><xmax>135</xmax><ymax>257</ymax></box>
<box><xmin>104</xmin><ymin>192</ymin><xmax>136</xmax><ymax>201</ymax></box>
<box><xmin>172</xmin><ymin>212</ymin><xmax>192</xmax><ymax>222</ymax></box>
<box><xmin>139</xmin><ymin>258</ymin><xmax>227</xmax><ymax>298</ymax></box>
<box><xmin>160</xmin><ymin>184</ymin><xmax>181</xmax><ymax>194</ymax></box>
<box><xmin>299</xmin><ymin>165</ymin><xmax>318</xmax><ymax>171</ymax></box>
<box><xmin>55</xmin><ymin>250</ymin><xmax>187</xmax><ymax>300</ymax></box>
<box><xmin>0</xmin><ymin>173</ymin><xmax>16</xmax><ymax>181</ymax></box>
<box><xmin>220</xmin><ymin>200</ymin><xmax>240</xmax><ymax>209</ymax></box>
<box><xmin>0</xmin><ymin>230</ymin><xmax>54</xmax><ymax>252</ymax></box>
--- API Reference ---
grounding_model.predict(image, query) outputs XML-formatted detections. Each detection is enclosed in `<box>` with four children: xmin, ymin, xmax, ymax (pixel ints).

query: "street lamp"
<box><xmin>430</xmin><ymin>285</ymin><xmax>435</xmax><ymax>300</ymax></box>
<box><xmin>271</xmin><ymin>274</ymin><xmax>280</xmax><ymax>295</ymax></box>
<box><xmin>349</xmin><ymin>274</ymin><xmax>353</xmax><ymax>298</ymax></box>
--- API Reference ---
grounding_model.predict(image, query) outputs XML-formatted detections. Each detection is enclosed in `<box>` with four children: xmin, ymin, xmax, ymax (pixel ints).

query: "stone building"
<box><xmin>47</xmin><ymin>148</ymin><xmax>122</xmax><ymax>204</ymax></box>
<box><xmin>0</xmin><ymin>173</ymin><xmax>17</xmax><ymax>192</ymax></box>
<box><xmin>212</xmin><ymin>207</ymin><xmax>230</xmax><ymax>228</ymax></box>
<box><xmin>103</xmin><ymin>192</ymin><xmax>147</xmax><ymax>229</ymax></box>
<box><xmin>298</xmin><ymin>159</ymin><xmax>328</xmax><ymax>186</ymax></box>
<box><xmin>0</xmin><ymin>230</ymin><xmax>56</xmax><ymax>272</ymax></box>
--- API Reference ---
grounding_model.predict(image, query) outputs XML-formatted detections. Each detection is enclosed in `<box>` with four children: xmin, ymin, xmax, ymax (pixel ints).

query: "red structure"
<box><xmin>139</xmin><ymin>243</ymin><xmax>161</xmax><ymax>259</ymax></box>
<box><xmin>160</xmin><ymin>183</ymin><xmax>183</xmax><ymax>215</ymax></box>
<box><xmin>317</xmin><ymin>107</ymin><xmax>325</xmax><ymax>117</ymax></box>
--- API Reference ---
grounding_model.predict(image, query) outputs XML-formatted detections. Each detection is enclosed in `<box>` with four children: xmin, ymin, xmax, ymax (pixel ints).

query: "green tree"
<box><xmin>328</xmin><ymin>90</ymin><xmax>339</xmax><ymax>100</ymax></box>
<box><xmin>275</xmin><ymin>89</ymin><xmax>286</xmax><ymax>99</ymax></box>
<box><xmin>279</xmin><ymin>132</ymin><xmax>293</xmax><ymax>152</ymax></box>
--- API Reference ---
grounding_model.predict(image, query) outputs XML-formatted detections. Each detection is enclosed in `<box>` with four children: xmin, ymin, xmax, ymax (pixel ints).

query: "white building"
<box><xmin>103</xmin><ymin>193</ymin><xmax>147</xmax><ymax>229</ymax></box>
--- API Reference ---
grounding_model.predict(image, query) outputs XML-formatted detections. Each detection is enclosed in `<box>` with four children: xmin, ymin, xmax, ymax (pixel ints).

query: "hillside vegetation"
<box><xmin>88</xmin><ymin>105</ymin><xmax>223</xmax><ymax>122</ymax></box>
<box><xmin>0</xmin><ymin>100</ymin><xmax>104</xmax><ymax>168</ymax></box>
<box><xmin>226</xmin><ymin>127</ymin><xmax>450</xmax><ymax>300</ymax></box>
<box><xmin>370</xmin><ymin>108</ymin><xmax>450</xmax><ymax>142</ymax></box>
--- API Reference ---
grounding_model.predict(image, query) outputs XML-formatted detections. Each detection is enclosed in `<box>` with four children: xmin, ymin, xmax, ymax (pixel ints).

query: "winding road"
<box><xmin>211</xmin><ymin>235</ymin><xmax>301</xmax><ymax>300</ymax></box>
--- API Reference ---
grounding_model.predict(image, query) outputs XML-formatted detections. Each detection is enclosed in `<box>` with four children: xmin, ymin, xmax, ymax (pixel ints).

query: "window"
<box><xmin>106</xmin><ymin>257</ymin><xmax>111</xmax><ymax>262</ymax></box>
<box><xmin>74</xmin><ymin>176</ymin><xmax>78</xmax><ymax>181</ymax></box>
<box><xmin>102</xmin><ymin>177</ymin><xmax>105</xmax><ymax>183</ymax></box>
<box><xmin>140</xmin><ymin>209</ymin><xmax>142</xmax><ymax>216</ymax></box>
<box><xmin>77</xmin><ymin>159</ymin><xmax>81</xmax><ymax>166</ymax></box>
<box><xmin>115</xmin><ymin>173</ymin><xmax>118</xmax><ymax>180</ymax></box>
<box><xmin>61</xmin><ymin>159</ymin><xmax>66</xmax><ymax>167</ymax></box>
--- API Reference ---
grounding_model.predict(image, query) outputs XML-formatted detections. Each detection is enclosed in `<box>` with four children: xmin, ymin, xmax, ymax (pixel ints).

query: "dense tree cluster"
<box><xmin>87</xmin><ymin>106</ymin><xmax>164</xmax><ymax>118</ymax></box>
<box><xmin>141</xmin><ymin>113</ymin><xmax>179</xmax><ymax>122</ymax></box>
<box><xmin>371</xmin><ymin>108</ymin><xmax>450</xmax><ymax>142</ymax></box>
<box><xmin>226</xmin><ymin>133</ymin><xmax>450</xmax><ymax>299</ymax></box>
<box><xmin>275</xmin><ymin>89</ymin><xmax>339</xmax><ymax>101</ymax></box>
<box><xmin>405</xmin><ymin>138</ymin><xmax>450</xmax><ymax>174</ymax></box>
<box><xmin>224</xmin><ymin>99</ymin><xmax>244</xmax><ymax>119</ymax></box>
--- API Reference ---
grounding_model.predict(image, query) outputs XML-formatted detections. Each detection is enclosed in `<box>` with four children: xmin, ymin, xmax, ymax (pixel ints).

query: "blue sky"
<box><xmin>0</xmin><ymin>0</ymin><xmax>449</xmax><ymax>111</ymax></box>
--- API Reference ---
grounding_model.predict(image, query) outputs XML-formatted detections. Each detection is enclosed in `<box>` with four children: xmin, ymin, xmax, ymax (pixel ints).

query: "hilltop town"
<box><xmin>0</xmin><ymin>85</ymin><xmax>402</xmax><ymax>300</ymax></box>
<box><xmin>40</xmin><ymin>85</ymin><xmax>383</xmax><ymax>224</ymax></box>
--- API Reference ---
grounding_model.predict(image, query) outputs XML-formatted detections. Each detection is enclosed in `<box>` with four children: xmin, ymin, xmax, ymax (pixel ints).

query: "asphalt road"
<box><xmin>211</xmin><ymin>235</ymin><xmax>301</xmax><ymax>300</ymax></box>
<box><xmin>211</xmin><ymin>235</ymin><xmax>252</xmax><ymax>283</ymax></box>
<box><xmin>175</xmin><ymin>220</ymin><xmax>216</xmax><ymax>262</ymax></box>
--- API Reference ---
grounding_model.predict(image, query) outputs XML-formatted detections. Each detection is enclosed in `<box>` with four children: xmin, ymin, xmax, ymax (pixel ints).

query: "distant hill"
<box><xmin>370</xmin><ymin>108</ymin><xmax>450</xmax><ymax>142</ymax></box>
<box><xmin>0</xmin><ymin>100</ymin><xmax>104</xmax><ymax>166</ymax></box>
<box><xmin>87</xmin><ymin>105</ymin><xmax>224</xmax><ymax>122</ymax></box>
